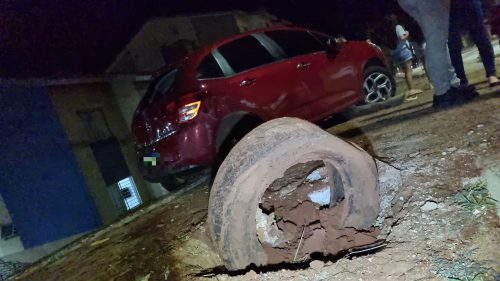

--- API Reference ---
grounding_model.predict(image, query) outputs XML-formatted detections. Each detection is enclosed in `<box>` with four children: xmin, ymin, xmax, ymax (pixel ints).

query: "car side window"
<box><xmin>265</xmin><ymin>30</ymin><xmax>324</xmax><ymax>58</ymax></box>
<box><xmin>311</xmin><ymin>32</ymin><xmax>334</xmax><ymax>47</ymax></box>
<box><xmin>197</xmin><ymin>54</ymin><xmax>224</xmax><ymax>79</ymax></box>
<box><xmin>217</xmin><ymin>36</ymin><xmax>276</xmax><ymax>73</ymax></box>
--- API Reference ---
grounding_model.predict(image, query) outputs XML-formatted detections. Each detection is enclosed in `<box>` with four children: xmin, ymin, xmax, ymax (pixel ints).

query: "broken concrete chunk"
<box><xmin>308</xmin><ymin>186</ymin><xmax>331</xmax><ymax>206</ymax></box>
<box><xmin>243</xmin><ymin>270</ymin><xmax>259</xmax><ymax>279</ymax></box>
<box><xmin>136</xmin><ymin>273</ymin><xmax>151</xmax><ymax>281</ymax></box>
<box><xmin>309</xmin><ymin>260</ymin><xmax>325</xmax><ymax>270</ymax></box>
<box><xmin>255</xmin><ymin>208</ymin><xmax>282</xmax><ymax>247</ymax></box>
<box><xmin>306</xmin><ymin>170</ymin><xmax>322</xmax><ymax>182</ymax></box>
<box><xmin>409</xmin><ymin>152</ymin><xmax>420</xmax><ymax>158</ymax></box>
<box><xmin>90</xmin><ymin>238</ymin><xmax>110</xmax><ymax>247</ymax></box>
<box><xmin>420</xmin><ymin>201</ymin><xmax>440</xmax><ymax>211</ymax></box>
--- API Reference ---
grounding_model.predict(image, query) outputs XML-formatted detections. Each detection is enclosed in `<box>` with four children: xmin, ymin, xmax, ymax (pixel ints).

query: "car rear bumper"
<box><xmin>136</xmin><ymin>119</ymin><xmax>216</xmax><ymax>183</ymax></box>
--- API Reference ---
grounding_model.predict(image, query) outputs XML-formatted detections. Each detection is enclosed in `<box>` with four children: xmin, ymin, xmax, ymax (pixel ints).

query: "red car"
<box><xmin>132</xmin><ymin>26</ymin><xmax>395</xmax><ymax>189</ymax></box>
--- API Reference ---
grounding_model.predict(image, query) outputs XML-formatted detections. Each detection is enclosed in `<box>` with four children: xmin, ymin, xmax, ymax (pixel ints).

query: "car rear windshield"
<box><xmin>141</xmin><ymin>68</ymin><xmax>180</xmax><ymax>106</ymax></box>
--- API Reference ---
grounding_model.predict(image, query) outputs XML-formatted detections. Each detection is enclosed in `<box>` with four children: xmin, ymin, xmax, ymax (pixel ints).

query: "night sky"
<box><xmin>0</xmin><ymin>0</ymin><xmax>402</xmax><ymax>79</ymax></box>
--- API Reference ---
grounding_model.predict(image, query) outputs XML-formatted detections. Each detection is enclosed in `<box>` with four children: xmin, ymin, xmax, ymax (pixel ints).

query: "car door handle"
<box><xmin>240</xmin><ymin>78</ymin><xmax>256</xmax><ymax>87</ymax></box>
<box><xmin>296</xmin><ymin>62</ymin><xmax>311</xmax><ymax>69</ymax></box>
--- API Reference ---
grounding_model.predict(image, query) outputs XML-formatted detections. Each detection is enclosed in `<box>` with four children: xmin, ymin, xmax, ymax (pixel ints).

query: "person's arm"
<box><xmin>395</xmin><ymin>25</ymin><xmax>410</xmax><ymax>40</ymax></box>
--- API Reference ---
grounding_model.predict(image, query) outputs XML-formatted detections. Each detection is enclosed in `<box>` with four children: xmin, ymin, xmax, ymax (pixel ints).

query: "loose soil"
<box><xmin>14</xmin><ymin>52</ymin><xmax>500</xmax><ymax>281</ymax></box>
<box><xmin>259</xmin><ymin>161</ymin><xmax>379</xmax><ymax>264</ymax></box>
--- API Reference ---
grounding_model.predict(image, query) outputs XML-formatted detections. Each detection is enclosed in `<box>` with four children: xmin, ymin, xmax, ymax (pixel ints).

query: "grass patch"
<box><xmin>458</xmin><ymin>180</ymin><xmax>498</xmax><ymax>211</ymax></box>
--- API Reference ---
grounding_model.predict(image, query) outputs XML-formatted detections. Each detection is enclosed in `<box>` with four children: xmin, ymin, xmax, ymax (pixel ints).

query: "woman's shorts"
<box><xmin>390</xmin><ymin>46</ymin><xmax>413</xmax><ymax>65</ymax></box>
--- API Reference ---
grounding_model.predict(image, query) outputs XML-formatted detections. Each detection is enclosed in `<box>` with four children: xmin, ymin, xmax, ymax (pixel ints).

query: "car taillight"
<box><xmin>177</xmin><ymin>91</ymin><xmax>202</xmax><ymax>123</ymax></box>
<box><xmin>178</xmin><ymin>101</ymin><xmax>201</xmax><ymax>123</ymax></box>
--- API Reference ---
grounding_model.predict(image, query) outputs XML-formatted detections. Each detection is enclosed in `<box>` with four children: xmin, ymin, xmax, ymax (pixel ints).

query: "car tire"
<box><xmin>160</xmin><ymin>175</ymin><xmax>186</xmax><ymax>192</ymax></box>
<box><xmin>160</xmin><ymin>167</ymin><xmax>211</xmax><ymax>192</ymax></box>
<box><xmin>213</xmin><ymin>115</ymin><xmax>263</xmax><ymax>176</ymax></box>
<box><xmin>362</xmin><ymin>65</ymin><xmax>396</xmax><ymax>105</ymax></box>
<box><xmin>207</xmin><ymin>117</ymin><xmax>379</xmax><ymax>270</ymax></box>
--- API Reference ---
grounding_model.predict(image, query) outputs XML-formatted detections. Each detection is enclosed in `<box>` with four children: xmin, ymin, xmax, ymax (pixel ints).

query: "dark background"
<box><xmin>1</xmin><ymin>0</ymin><xmax>414</xmax><ymax>78</ymax></box>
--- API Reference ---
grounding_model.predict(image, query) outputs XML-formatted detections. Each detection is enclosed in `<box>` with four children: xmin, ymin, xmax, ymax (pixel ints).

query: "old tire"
<box><xmin>207</xmin><ymin>117</ymin><xmax>379</xmax><ymax>270</ymax></box>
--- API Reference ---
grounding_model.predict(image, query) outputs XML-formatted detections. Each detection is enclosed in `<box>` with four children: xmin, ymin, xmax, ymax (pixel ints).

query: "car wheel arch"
<box><xmin>215</xmin><ymin>112</ymin><xmax>264</xmax><ymax>152</ymax></box>
<box><xmin>363</xmin><ymin>57</ymin><xmax>386</xmax><ymax>70</ymax></box>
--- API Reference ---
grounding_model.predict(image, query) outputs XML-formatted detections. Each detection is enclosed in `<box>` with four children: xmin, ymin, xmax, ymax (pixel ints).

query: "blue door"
<box><xmin>0</xmin><ymin>82</ymin><xmax>101</xmax><ymax>248</ymax></box>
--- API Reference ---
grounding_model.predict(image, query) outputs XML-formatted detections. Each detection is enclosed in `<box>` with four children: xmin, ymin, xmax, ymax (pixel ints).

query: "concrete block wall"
<box><xmin>48</xmin><ymin>82</ymin><xmax>157</xmax><ymax>225</ymax></box>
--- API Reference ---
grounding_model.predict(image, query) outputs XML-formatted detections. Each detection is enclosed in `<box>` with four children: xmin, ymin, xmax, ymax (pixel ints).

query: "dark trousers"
<box><xmin>449</xmin><ymin>0</ymin><xmax>496</xmax><ymax>85</ymax></box>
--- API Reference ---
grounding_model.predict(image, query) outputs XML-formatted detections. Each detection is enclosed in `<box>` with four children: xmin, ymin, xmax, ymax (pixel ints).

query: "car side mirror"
<box><xmin>326</xmin><ymin>38</ymin><xmax>342</xmax><ymax>58</ymax></box>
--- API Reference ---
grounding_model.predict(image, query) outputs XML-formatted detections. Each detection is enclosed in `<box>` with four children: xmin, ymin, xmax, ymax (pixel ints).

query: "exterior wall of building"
<box><xmin>234</xmin><ymin>10</ymin><xmax>277</xmax><ymax>31</ymax></box>
<box><xmin>110</xmin><ymin>17</ymin><xmax>198</xmax><ymax>74</ymax></box>
<box><xmin>0</xmin><ymin>82</ymin><xmax>102</xmax><ymax>255</ymax></box>
<box><xmin>48</xmin><ymin>82</ymin><xmax>157</xmax><ymax>225</ymax></box>
<box><xmin>0</xmin><ymin>197</ymin><xmax>23</xmax><ymax>258</ymax></box>
<box><xmin>110</xmin><ymin>78</ymin><xmax>168</xmax><ymax>198</ymax></box>
<box><xmin>108</xmin><ymin>10</ymin><xmax>284</xmax><ymax>75</ymax></box>
<box><xmin>0</xmin><ymin>236</ymin><xmax>24</xmax><ymax>258</ymax></box>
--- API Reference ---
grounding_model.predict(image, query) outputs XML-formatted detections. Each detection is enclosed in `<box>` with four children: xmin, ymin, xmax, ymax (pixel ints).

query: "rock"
<box><xmin>446</xmin><ymin>147</ymin><xmax>457</xmax><ymax>153</ymax></box>
<box><xmin>306</xmin><ymin>170</ymin><xmax>322</xmax><ymax>182</ymax></box>
<box><xmin>90</xmin><ymin>238</ymin><xmax>110</xmax><ymax>247</ymax></box>
<box><xmin>477</xmin><ymin>124</ymin><xmax>484</xmax><ymax>128</ymax></box>
<box><xmin>310</xmin><ymin>260</ymin><xmax>325</xmax><ymax>270</ymax></box>
<box><xmin>479</xmin><ymin>143</ymin><xmax>488</xmax><ymax>149</ymax></box>
<box><xmin>409</xmin><ymin>152</ymin><xmax>420</xmax><ymax>157</ymax></box>
<box><xmin>420</xmin><ymin>201</ymin><xmax>440</xmax><ymax>211</ymax></box>
<box><xmin>136</xmin><ymin>273</ymin><xmax>151</xmax><ymax>281</ymax></box>
<box><xmin>164</xmin><ymin>267</ymin><xmax>170</xmax><ymax>280</ymax></box>
<box><xmin>468</xmin><ymin>130</ymin><xmax>474</xmax><ymax>135</ymax></box>
<box><xmin>441</xmin><ymin>152</ymin><xmax>447</xmax><ymax>156</ymax></box>
<box><xmin>243</xmin><ymin>270</ymin><xmax>259</xmax><ymax>279</ymax></box>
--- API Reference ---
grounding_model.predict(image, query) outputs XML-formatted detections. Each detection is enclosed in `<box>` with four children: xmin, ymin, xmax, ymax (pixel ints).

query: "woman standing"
<box><xmin>389</xmin><ymin>16</ymin><xmax>424</xmax><ymax>100</ymax></box>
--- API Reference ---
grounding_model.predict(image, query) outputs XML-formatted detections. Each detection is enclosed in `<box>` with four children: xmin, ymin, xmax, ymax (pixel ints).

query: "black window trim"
<box><xmin>252</xmin><ymin>33</ymin><xmax>286</xmax><ymax>60</ymax></box>
<box><xmin>212</xmin><ymin>49</ymin><xmax>235</xmax><ymax>77</ymax></box>
<box><xmin>210</xmin><ymin>33</ymin><xmax>285</xmax><ymax>78</ymax></box>
<box><xmin>196</xmin><ymin>51</ymin><xmax>232</xmax><ymax>81</ymax></box>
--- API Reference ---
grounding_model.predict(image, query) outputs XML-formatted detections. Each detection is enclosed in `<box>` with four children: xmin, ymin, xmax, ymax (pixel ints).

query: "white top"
<box><xmin>395</xmin><ymin>24</ymin><xmax>410</xmax><ymax>48</ymax></box>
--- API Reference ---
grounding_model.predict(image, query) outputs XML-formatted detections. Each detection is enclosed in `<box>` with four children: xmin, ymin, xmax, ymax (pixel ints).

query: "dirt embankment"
<box><xmin>14</xmin><ymin>59</ymin><xmax>500</xmax><ymax>281</ymax></box>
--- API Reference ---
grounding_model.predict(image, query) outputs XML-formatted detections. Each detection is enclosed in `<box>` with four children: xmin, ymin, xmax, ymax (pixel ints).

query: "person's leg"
<box><xmin>402</xmin><ymin>59</ymin><xmax>422</xmax><ymax>98</ymax></box>
<box><xmin>448</xmin><ymin>0</ymin><xmax>468</xmax><ymax>85</ymax></box>
<box><xmin>467</xmin><ymin>0</ymin><xmax>499</xmax><ymax>84</ymax></box>
<box><xmin>398</xmin><ymin>0</ymin><xmax>460</xmax><ymax>96</ymax></box>
<box><xmin>402</xmin><ymin>60</ymin><xmax>414</xmax><ymax>90</ymax></box>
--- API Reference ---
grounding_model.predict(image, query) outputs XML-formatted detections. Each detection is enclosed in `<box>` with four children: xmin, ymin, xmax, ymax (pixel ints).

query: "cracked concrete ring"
<box><xmin>207</xmin><ymin>117</ymin><xmax>380</xmax><ymax>271</ymax></box>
